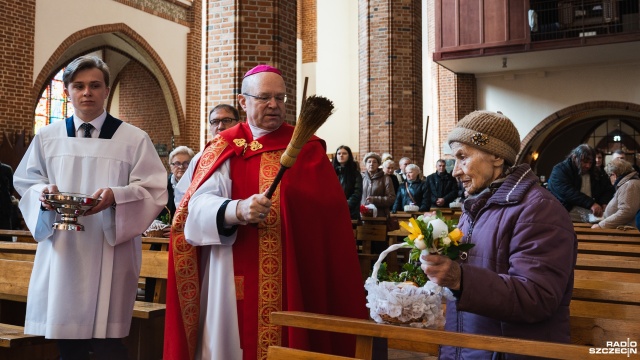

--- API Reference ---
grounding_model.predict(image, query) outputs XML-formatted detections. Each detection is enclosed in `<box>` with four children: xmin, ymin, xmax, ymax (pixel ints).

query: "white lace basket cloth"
<box><xmin>365</xmin><ymin>243</ymin><xmax>454</xmax><ymax>328</ymax></box>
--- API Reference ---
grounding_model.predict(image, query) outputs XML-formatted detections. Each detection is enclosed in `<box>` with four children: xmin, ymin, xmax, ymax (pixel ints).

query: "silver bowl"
<box><xmin>44</xmin><ymin>192</ymin><xmax>100</xmax><ymax>231</ymax></box>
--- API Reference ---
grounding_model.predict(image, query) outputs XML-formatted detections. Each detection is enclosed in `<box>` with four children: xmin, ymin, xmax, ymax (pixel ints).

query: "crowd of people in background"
<box><xmin>330</xmin><ymin>149</ymin><xmax>469</xmax><ymax>222</ymax></box>
<box><xmin>4</xmin><ymin>58</ymin><xmax>640</xmax><ymax>359</ymax></box>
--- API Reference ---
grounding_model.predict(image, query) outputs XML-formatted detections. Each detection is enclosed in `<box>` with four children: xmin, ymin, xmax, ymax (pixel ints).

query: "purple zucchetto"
<box><xmin>243</xmin><ymin>64</ymin><xmax>282</xmax><ymax>78</ymax></box>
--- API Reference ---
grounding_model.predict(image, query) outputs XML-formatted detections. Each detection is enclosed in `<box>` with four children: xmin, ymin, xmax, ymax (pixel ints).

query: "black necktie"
<box><xmin>80</xmin><ymin>123</ymin><xmax>94</xmax><ymax>138</ymax></box>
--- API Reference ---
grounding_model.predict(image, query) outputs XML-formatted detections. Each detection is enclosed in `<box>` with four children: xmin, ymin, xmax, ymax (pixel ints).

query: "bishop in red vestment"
<box><xmin>164</xmin><ymin>65</ymin><xmax>368</xmax><ymax>360</ymax></box>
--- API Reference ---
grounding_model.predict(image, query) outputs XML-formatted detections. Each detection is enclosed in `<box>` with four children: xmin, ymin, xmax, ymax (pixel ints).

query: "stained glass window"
<box><xmin>34</xmin><ymin>68</ymin><xmax>74</xmax><ymax>134</ymax></box>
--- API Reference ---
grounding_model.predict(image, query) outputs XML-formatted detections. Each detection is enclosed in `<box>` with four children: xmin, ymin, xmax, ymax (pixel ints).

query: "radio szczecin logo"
<box><xmin>589</xmin><ymin>339</ymin><xmax>637</xmax><ymax>356</ymax></box>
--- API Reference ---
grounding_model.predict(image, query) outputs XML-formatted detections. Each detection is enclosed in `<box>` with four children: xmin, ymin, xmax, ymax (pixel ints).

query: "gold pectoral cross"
<box><xmin>233</xmin><ymin>138</ymin><xmax>263</xmax><ymax>156</ymax></box>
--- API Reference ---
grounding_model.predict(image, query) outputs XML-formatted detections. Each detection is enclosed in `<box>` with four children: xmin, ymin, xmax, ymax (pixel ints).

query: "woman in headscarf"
<box><xmin>424</xmin><ymin>111</ymin><xmax>577</xmax><ymax>360</ymax></box>
<box><xmin>360</xmin><ymin>152</ymin><xmax>395</xmax><ymax>218</ymax></box>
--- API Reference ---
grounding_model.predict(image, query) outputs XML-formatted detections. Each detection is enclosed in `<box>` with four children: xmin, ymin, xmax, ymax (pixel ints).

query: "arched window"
<box><xmin>584</xmin><ymin>118</ymin><xmax>640</xmax><ymax>165</ymax></box>
<box><xmin>584</xmin><ymin>118</ymin><xmax>640</xmax><ymax>153</ymax></box>
<box><xmin>34</xmin><ymin>68</ymin><xmax>74</xmax><ymax>134</ymax></box>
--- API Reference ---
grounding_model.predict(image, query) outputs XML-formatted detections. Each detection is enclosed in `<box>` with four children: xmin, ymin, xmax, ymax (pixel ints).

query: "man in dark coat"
<box><xmin>0</xmin><ymin>162</ymin><xmax>17</xmax><ymax>237</ymax></box>
<box><xmin>426</xmin><ymin>159</ymin><xmax>458</xmax><ymax>208</ymax></box>
<box><xmin>548</xmin><ymin>144</ymin><xmax>614</xmax><ymax>222</ymax></box>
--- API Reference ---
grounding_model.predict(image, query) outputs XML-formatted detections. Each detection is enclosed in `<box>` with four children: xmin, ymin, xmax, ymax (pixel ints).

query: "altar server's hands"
<box><xmin>40</xmin><ymin>184</ymin><xmax>60</xmax><ymax>210</ymax></box>
<box><xmin>84</xmin><ymin>187</ymin><xmax>115</xmax><ymax>216</ymax></box>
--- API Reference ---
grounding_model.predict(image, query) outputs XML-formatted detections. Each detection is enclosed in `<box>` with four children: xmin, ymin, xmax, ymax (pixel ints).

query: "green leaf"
<box><xmin>457</xmin><ymin>243</ymin><xmax>475</xmax><ymax>251</ymax></box>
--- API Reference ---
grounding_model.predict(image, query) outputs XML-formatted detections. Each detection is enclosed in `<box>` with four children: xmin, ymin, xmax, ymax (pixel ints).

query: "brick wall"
<box><xmin>301</xmin><ymin>0</ymin><xmax>316</xmax><ymax>63</ymax></box>
<box><xmin>239</xmin><ymin>0</ymin><xmax>298</xmax><ymax>125</ymax></box>
<box><xmin>436</xmin><ymin>69</ymin><xmax>476</xmax><ymax>155</ymax></box>
<box><xmin>0</xmin><ymin>0</ymin><xmax>36</xmax><ymax>139</ymax></box>
<box><xmin>183</xmin><ymin>0</ymin><xmax>202</xmax><ymax>149</ymax></box>
<box><xmin>117</xmin><ymin>61</ymin><xmax>174</xmax><ymax>165</ymax></box>
<box><xmin>206</xmin><ymin>0</ymin><xmax>298</xmax><ymax>127</ymax></box>
<box><xmin>358</xmin><ymin>0</ymin><xmax>424</xmax><ymax>166</ymax></box>
<box><xmin>205</xmin><ymin>0</ymin><xmax>241</xmax><ymax>144</ymax></box>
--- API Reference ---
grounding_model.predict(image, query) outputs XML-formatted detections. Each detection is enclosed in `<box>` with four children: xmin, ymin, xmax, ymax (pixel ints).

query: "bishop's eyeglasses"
<box><xmin>242</xmin><ymin>93</ymin><xmax>287</xmax><ymax>104</ymax></box>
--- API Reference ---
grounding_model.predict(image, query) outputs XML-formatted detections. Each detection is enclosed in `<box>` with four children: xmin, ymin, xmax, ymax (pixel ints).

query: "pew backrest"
<box><xmin>270</xmin><ymin>311</ymin><xmax>598</xmax><ymax>360</ymax></box>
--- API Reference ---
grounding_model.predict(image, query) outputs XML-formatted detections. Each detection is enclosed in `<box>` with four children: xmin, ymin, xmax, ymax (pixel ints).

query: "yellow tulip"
<box><xmin>399</xmin><ymin>218</ymin><xmax>423</xmax><ymax>241</ymax></box>
<box><xmin>448</xmin><ymin>228</ymin><xmax>463</xmax><ymax>245</ymax></box>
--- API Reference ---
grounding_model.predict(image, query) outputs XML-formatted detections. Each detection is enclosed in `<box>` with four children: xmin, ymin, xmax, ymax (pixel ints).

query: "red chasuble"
<box><xmin>164</xmin><ymin>123</ymin><xmax>368</xmax><ymax>360</ymax></box>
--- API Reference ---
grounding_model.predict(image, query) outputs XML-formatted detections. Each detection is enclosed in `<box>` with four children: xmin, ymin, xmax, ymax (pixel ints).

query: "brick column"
<box><xmin>424</xmin><ymin>1</ymin><xmax>476</xmax><ymax>162</ymax></box>
<box><xmin>300</xmin><ymin>0</ymin><xmax>316</xmax><ymax>63</ymax></box>
<box><xmin>0</xmin><ymin>0</ymin><xmax>35</xmax><ymax>136</ymax></box>
<box><xmin>437</xmin><ymin>70</ymin><xmax>476</xmax><ymax>154</ymax></box>
<box><xmin>358</xmin><ymin>0</ymin><xmax>423</xmax><ymax>166</ymax></box>
<box><xmin>205</xmin><ymin>0</ymin><xmax>297</xmax><ymax>138</ymax></box>
<box><xmin>183</xmin><ymin>0</ymin><xmax>202</xmax><ymax>150</ymax></box>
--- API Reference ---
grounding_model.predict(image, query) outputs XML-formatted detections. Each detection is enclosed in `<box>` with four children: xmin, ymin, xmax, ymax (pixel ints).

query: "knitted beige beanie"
<box><xmin>447</xmin><ymin>110</ymin><xmax>521</xmax><ymax>165</ymax></box>
<box><xmin>363</xmin><ymin>152</ymin><xmax>382</xmax><ymax>165</ymax></box>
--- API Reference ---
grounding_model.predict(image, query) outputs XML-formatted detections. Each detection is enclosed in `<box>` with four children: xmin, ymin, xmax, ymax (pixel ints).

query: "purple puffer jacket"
<box><xmin>439</xmin><ymin>164</ymin><xmax>577</xmax><ymax>360</ymax></box>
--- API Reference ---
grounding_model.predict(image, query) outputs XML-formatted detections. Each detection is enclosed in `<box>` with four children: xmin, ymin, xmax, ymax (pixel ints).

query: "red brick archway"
<box><xmin>32</xmin><ymin>23</ymin><xmax>185</xmax><ymax>137</ymax></box>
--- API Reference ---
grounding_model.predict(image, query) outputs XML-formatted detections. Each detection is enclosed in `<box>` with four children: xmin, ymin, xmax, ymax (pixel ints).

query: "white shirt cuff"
<box><xmin>225</xmin><ymin>200</ymin><xmax>247</xmax><ymax>226</ymax></box>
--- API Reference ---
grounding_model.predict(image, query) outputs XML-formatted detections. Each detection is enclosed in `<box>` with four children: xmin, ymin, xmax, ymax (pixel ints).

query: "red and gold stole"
<box><xmin>249</xmin><ymin>150</ymin><xmax>282</xmax><ymax>360</ymax></box>
<box><xmin>166</xmin><ymin>135</ymin><xmax>232</xmax><ymax>359</ymax></box>
<box><xmin>165</xmin><ymin>124</ymin><xmax>288</xmax><ymax>360</ymax></box>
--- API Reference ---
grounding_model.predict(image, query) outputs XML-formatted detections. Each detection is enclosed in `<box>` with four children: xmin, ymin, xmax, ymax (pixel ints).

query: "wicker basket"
<box><xmin>144</xmin><ymin>206</ymin><xmax>171</xmax><ymax>237</ymax></box>
<box><xmin>380</xmin><ymin>313</ymin><xmax>425</xmax><ymax>325</ymax></box>
<box><xmin>364</xmin><ymin>243</ymin><xmax>451</xmax><ymax>327</ymax></box>
<box><xmin>145</xmin><ymin>229</ymin><xmax>166</xmax><ymax>238</ymax></box>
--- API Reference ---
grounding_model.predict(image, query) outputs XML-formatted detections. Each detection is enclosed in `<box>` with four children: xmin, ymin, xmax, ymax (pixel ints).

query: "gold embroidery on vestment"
<box><xmin>172</xmin><ymin>137</ymin><xmax>229</xmax><ymax>359</ymax></box>
<box><xmin>235</xmin><ymin>276</ymin><xmax>245</xmax><ymax>300</ymax></box>
<box><xmin>257</xmin><ymin>150</ymin><xmax>283</xmax><ymax>360</ymax></box>
<box><xmin>233</xmin><ymin>138</ymin><xmax>263</xmax><ymax>156</ymax></box>
<box><xmin>249</xmin><ymin>140</ymin><xmax>263</xmax><ymax>151</ymax></box>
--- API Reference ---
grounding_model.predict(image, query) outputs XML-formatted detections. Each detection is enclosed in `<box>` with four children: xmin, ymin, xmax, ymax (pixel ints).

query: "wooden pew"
<box><xmin>355</xmin><ymin>223</ymin><xmax>388</xmax><ymax>280</ymax></box>
<box><xmin>140</xmin><ymin>249</ymin><xmax>168</xmax><ymax>304</ymax></box>
<box><xmin>141</xmin><ymin>236</ymin><xmax>169</xmax><ymax>251</ymax></box>
<box><xmin>572</xmin><ymin>222</ymin><xmax>592</xmax><ymax>228</ymax></box>
<box><xmin>577</xmin><ymin>233</ymin><xmax>640</xmax><ymax>244</ymax></box>
<box><xmin>0</xmin><ymin>242</ymin><xmax>37</xmax><ymax>261</ymax></box>
<box><xmin>269</xmin><ymin>311</ymin><xmax>600</xmax><ymax>360</ymax></box>
<box><xmin>0</xmin><ymin>323</ymin><xmax>58</xmax><ymax>360</ymax></box>
<box><xmin>0</xmin><ymin>244</ymin><xmax>167</xmax><ymax>360</ymax></box>
<box><xmin>0</xmin><ymin>230</ymin><xmax>35</xmax><ymax>243</ymax></box>
<box><xmin>576</xmin><ymin>253</ymin><xmax>640</xmax><ymax>273</ymax></box>
<box><xmin>572</xmin><ymin>276</ymin><xmax>640</xmax><ymax>305</ymax></box>
<box><xmin>574</xmin><ymin>227</ymin><xmax>640</xmax><ymax>240</ymax></box>
<box><xmin>570</xmin><ymin>300</ymin><xmax>640</xmax><ymax>347</ymax></box>
<box><xmin>578</xmin><ymin>242</ymin><xmax>640</xmax><ymax>256</ymax></box>
<box><xmin>0</xmin><ymin>259</ymin><xmax>57</xmax><ymax>359</ymax></box>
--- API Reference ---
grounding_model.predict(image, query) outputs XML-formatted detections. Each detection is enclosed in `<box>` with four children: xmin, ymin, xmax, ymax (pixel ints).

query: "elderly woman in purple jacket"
<box><xmin>423</xmin><ymin>111</ymin><xmax>577</xmax><ymax>360</ymax></box>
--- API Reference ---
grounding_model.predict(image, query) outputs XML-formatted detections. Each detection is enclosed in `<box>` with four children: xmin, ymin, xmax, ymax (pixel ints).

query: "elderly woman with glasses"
<box><xmin>162</xmin><ymin>146</ymin><xmax>195</xmax><ymax>223</ymax></box>
<box><xmin>143</xmin><ymin>145</ymin><xmax>194</xmax><ymax>302</ymax></box>
<box><xmin>592</xmin><ymin>158</ymin><xmax>640</xmax><ymax>229</ymax></box>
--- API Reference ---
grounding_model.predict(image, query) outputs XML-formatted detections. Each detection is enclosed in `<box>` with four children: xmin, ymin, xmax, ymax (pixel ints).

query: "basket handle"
<box><xmin>164</xmin><ymin>206</ymin><xmax>172</xmax><ymax>224</ymax></box>
<box><xmin>370</xmin><ymin>243</ymin><xmax>414</xmax><ymax>280</ymax></box>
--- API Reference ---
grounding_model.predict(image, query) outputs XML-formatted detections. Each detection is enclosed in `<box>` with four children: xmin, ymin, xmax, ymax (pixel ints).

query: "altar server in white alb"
<box><xmin>14</xmin><ymin>55</ymin><xmax>167</xmax><ymax>359</ymax></box>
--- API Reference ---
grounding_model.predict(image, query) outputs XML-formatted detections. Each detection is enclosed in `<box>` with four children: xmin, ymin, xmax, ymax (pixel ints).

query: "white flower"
<box><xmin>442</xmin><ymin>237</ymin><xmax>451</xmax><ymax>246</ymax></box>
<box><xmin>413</xmin><ymin>235</ymin><xmax>426</xmax><ymax>250</ymax></box>
<box><xmin>419</xmin><ymin>214</ymin><xmax>437</xmax><ymax>223</ymax></box>
<box><xmin>429</xmin><ymin>219</ymin><xmax>449</xmax><ymax>239</ymax></box>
